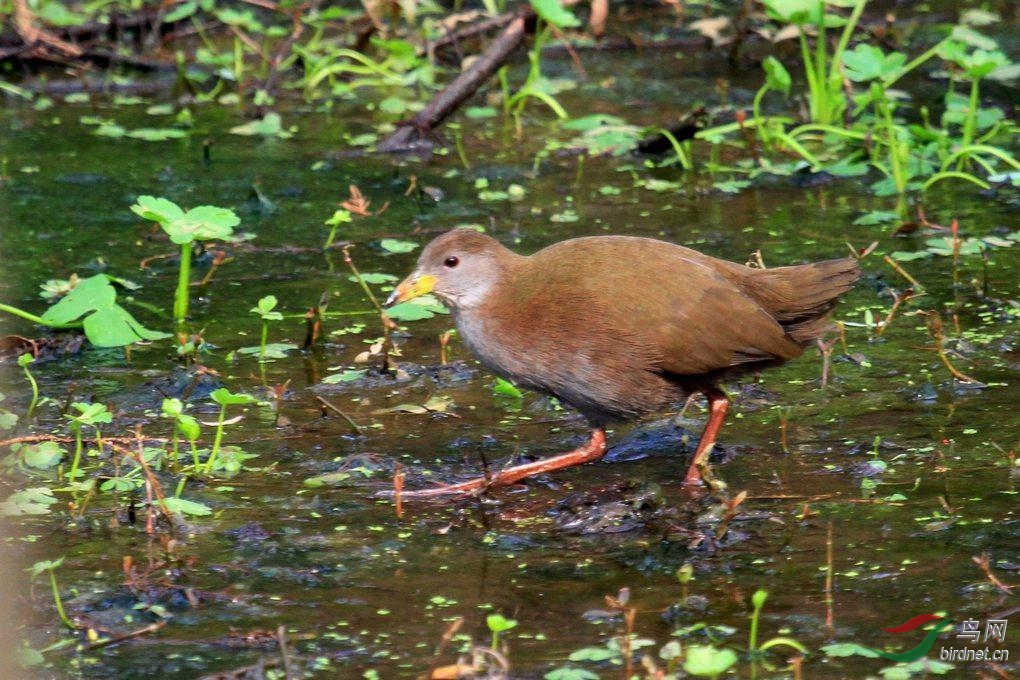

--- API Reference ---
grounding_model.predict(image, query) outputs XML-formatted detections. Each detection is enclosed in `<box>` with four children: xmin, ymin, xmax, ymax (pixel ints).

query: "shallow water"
<box><xmin>1</xmin><ymin>14</ymin><xmax>1018</xmax><ymax>678</ymax></box>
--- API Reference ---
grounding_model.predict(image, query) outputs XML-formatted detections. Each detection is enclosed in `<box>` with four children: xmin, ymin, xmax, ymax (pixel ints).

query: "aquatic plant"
<box><xmin>130</xmin><ymin>196</ymin><xmax>240</xmax><ymax>332</ymax></box>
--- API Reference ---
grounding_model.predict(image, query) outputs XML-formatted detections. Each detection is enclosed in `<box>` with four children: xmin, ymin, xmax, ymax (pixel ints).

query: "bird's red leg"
<box><xmin>398</xmin><ymin>428</ymin><xmax>607</xmax><ymax>498</ymax></box>
<box><xmin>682</xmin><ymin>388</ymin><xmax>729</xmax><ymax>487</ymax></box>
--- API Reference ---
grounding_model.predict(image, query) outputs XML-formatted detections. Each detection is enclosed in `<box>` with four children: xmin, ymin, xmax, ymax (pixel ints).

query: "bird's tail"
<box><xmin>748</xmin><ymin>258</ymin><xmax>861</xmax><ymax>345</ymax></box>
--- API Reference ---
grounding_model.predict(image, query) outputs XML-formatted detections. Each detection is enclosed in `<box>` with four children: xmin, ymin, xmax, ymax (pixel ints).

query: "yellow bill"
<box><xmin>386</xmin><ymin>273</ymin><xmax>437</xmax><ymax>305</ymax></box>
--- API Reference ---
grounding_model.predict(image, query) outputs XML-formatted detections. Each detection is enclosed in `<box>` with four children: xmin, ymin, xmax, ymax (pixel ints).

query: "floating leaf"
<box><xmin>387</xmin><ymin>296</ymin><xmax>447</xmax><ymax>321</ymax></box>
<box><xmin>853</xmin><ymin>210</ymin><xmax>901</xmax><ymax>226</ymax></box>
<box><xmin>36</xmin><ymin>273</ymin><xmax>169</xmax><ymax>346</ymax></box>
<box><xmin>210</xmin><ymin>388</ymin><xmax>259</xmax><ymax>406</ymax></box>
<box><xmin>379</xmin><ymin>238</ymin><xmax>418</xmax><ymax>254</ymax></box>
<box><xmin>229</xmin><ymin>112</ymin><xmax>292</xmax><ymax>137</ymax></box>
<box><xmin>126</xmin><ymin>127</ymin><xmax>189</xmax><ymax>141</ymax></box>
<box><xmin>0</xmin><ymin>487</ymin><xmax>57</xmax><ymax>516</ymax></box>
<box><xmin>321</xmin><ymin>369</ymin><xmax>367</xmax><ymax>384</ymax></box>
<box><xmin>683</xmin><ymin>645</ymin><xmax>738</xmax><ymax>676</ymax></box>
<box><xmin>16</xmin><ymin>441</ymin><xmax>65</xmax><ymax>469</ymax></box>
<box><xmin>162</xmin><ymin>497</ymin><xmax>213</xmax><ymax>516</ymax></box>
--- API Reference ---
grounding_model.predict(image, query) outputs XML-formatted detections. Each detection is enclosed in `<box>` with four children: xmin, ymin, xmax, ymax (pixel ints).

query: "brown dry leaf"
<box><xmin>342</xmin><ymin>184</ymin><xmax>372</xmax><ymax>216</ymax></box>
<box><xmin>437</xmin><ymin>10</ymin><xmax>482</xmax><ymax>31</ymax></box>
<box><xmin>430</xmin><ymin>664</ymin><xmax>476</xmax><ymax>679</ymax></box>
<box><xmin>589</xmin><ymin>0</ymin><xmax>608</xmax><ymax>38</ymax></box>
<box><xmin>773</xmin><ymin>23</ymin><xmax>811</xmax><ymax>42</ymax></box>
<box><xmin>689</xmin><ymin>16</ymin><xmax>732</xmax><ymax>46</ymax></box>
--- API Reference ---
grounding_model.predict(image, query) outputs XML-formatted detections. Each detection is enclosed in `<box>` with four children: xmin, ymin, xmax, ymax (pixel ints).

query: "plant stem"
<box><xmin>0</xmin><ymin>303</ymin><xmax>49</xmax><ymax>326</ymax></box>
<box><xmin>175</xmin><ymin>242</ymin><xmax>192</xmax><ymax>331</ymax></box>
<box><xmin>23</xmin><ymin>364</ymin><xmax>39</xmax><ymax>419</ymax></box>
<box><xmin>259</xmin><ymin>320</ymin><xmax>269</xmax><ymax>363</ymax></box>
<box><xmin>958</xmin><ymin>78</ymin><xmax>981</xmax><ymax>170</ymax></box>
<box><xmin>69</xmin><ymin>427</ymin><xmax>84</xmax><ymax>481</ymax></box>
<box><xmin>49</xmin><ymin>568</ymin><xmax>75</xmax><ymax>630</ymax></box>
<box><xmin>170</xmin><ymin>423</ymin><xmax>180</xmax><ymax>467</ymax></box>
<box><xmin>204</xmin><ymin>405</ymin><xmax>227</xmax><ymax>474</ymax></box>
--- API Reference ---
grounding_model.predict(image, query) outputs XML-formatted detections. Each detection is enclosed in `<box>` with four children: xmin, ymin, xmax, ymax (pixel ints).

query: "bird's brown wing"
<box><xmin>533</xmin><ymin>237</ymin><xmax>804</xmax><ymax>377</ymax></box>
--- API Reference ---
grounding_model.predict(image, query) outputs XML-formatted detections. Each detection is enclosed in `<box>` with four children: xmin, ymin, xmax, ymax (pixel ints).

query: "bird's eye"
<box><xmin>443</xmin><ymin>256</ymin><xmax>460</xmax><ymax>268</ymax></box>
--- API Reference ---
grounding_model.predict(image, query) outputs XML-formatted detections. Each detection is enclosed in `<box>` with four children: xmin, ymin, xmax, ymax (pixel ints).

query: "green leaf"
<box><xmin>562</xmin><ymin>114</ymin><xmax>627</xmax><ymax>131</ymax></box>
<box><xmin>465</xmin><ymin>106</ymin><xmax>498</xmax><ymax>119</ymax></box>
<box><xmin>162</xmin><ymin>497</ymin><xmax>213</xmax><ymax>516</ymax></box>
<box><xmin>352</xmin><ymin>272</ymin><xmax>399</xmax><ymax>285</ymax></box>
<box><xmin>164</xmin><ymin>1</ymin><xmax>197</xmax><ymax>22</ymax></box>
<box><xmin>386</xmin><ymin>296</ymin><xmax>447</xmax><ymax>321</ymax></box>
<box><xmin>529</xmin><ymin>0</ymin><xmax>581</xmax><ymax>28</ymax></box>
<box><xmin>486</xmin><ymin>613</ymin><xmax>518</xmax><ymax>633</ymax></box>
<box><xmin>210</xmin><ymin>388</ymin><xmax>258</xmax><ymax>406</ymax></box>
<box><xmin>70</xmin><ymin>402</ymin><xmax>112</xmax><ymax>425</ymax></box>
<box><xmin>544</xmin><ymin>669</ymin><xmax>600</xmax><ymax>680</ymax></box>
<box><xmin>126</xmin><ymin>127</ymin><xmax>189</xmax><ymax>141</ymax></box>
<box><xmin>852</xmin><ymin>210</ymin><xmax>901</xmax><ymax>226</ymax></box>
<box><xmin>14</xmin><ymin>646</ymin><xmax>45</xmax><ymax>667</ymax></box>
<box><xmin>763</xmin><ymin>56</ymin><xmax>791</xmax><ymax>93</ymax></box>
<box><xmin>821</xmin><ymin>642</ymin><xmax>880</xmax><ymax>658</ymax></box>
<box><xmin>762</xmin><ymin>0</ymin><xmax>823</xmax><ymax>25</ymax></box>
<box><xmin>251</xmin><ymin>295</ymin><xmax>283</xmax><ymax>319</ymax></box>
<box><xmin>230</xmin><ymin>112</ymin><xmax>292</xmax><ymax>137</ymax></box>
<box><xmin>888</xmin><ymin>251</ymin><xmax>931</xmax><ymax>262</ymax></box>
<box><xmin>101</xmin><ymin>477</ymin><xmax>143</xmax><ymax>492</ymax></box>
<box><xmin>40</xmin><ymin>274</ymin><xmax>116</xmax><ymax>325</ymax></box>
<box><xmin>236</xmin><ymin>343</ymin><xmax>297</xmax><ymax>359</ymax></box>
<box><xmin>19</xmin><ymin>441</ymin><xmax>65</xmax><ymax>469</ymax></box>
<box><xmin>379</xmin><ymin>238</ymin><xmax>418</xmax><ymax>254</ymax></box>
<box><xmin>1</xmin><ymin>487</ymin><xmax>58</xmax><ymax>515</ymax></box>
<box><xmin>493</xmin><ymin>377</ymin><xmax>523</xmax><ymax>398</ymax></box>
<box><xmin>321</xmin><ymin>369</ymin><xmax>367</xmax><ymax>384</ymax></box>
<box><xmin>82</xmin><ymin>305</ymin><xmax>170</xmax><ymax>346</ymax></box>
<box><xmin>842</xmin><ymin>44</ymin><xmax>906</xmax><ymax>82</ymax></box>
<box><xmin>568</xmin><ymin>646</ymin><xmax>618</xmax><ymax>662</ymax></box>
<box><xmin>177</xmin><ymin>414</ymin><xmax>201</xmax><ymax>441</ymax></box>
<box><xmin>683</xmin><ymin>645</ymin><xmax>738</xmax><ymax>676</ymax></box>
<box><xmin>131</xmin><ymin>195</ymin><xmax>184</xmax><ymax>225</ymax></box>
<box><xmin>161</xmin><ymin>205</ymin><xmax>240</xmax><ymax>244</ymax></box>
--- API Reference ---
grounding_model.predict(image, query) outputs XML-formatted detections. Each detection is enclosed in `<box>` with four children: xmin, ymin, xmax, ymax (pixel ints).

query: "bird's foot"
<box><xmin>378</xmin><ymin>429</ymin><xmax>608</xmax><ymax>501</ymax></box>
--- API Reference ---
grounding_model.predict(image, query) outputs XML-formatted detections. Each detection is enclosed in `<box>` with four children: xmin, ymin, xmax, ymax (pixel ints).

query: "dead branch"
<box><xmin>378</xmin><ymin>10</ymin><xmax>532</xmax><ymax>152</ymax></box>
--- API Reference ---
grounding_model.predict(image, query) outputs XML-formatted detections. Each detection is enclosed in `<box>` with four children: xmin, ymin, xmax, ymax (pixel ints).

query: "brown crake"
<box><xmin>389</xmin><ymin>228</ymin><xmax>860</xmax><ymax>496</ymax></box>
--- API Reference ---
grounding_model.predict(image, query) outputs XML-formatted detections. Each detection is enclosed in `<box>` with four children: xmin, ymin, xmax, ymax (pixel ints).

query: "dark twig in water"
<box><xmin>314</xmin><ymin>395</ymin><xmax>362</xmax><ymax>435</ymax></box>
<box><xmin>84</xmin><ymin>621</ymin><xmax>167</xmax><ymax>650</ymax></box>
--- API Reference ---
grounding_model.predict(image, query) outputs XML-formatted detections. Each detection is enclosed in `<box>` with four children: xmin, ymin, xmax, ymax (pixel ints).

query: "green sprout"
<box><xmin>130</xmin><ymin>195</ymin><xmax>240</xmax><ymax>332</ymax></box>
<box><xmin>204</xmin><ymin>388</ymin><xmax>258</xmax><ymax>474</ymax></box>
<box><xmin>250</xmin><ymin>295</ymin><xmax>283</xmax><ymax>363</ymax></box>
<box><xmin>747</xmin><ymin>589</ymin><xmax>808</xmax><ymax>662</ymax></box>
<box><xmin>323</xmin><ymin>209</ymin><xmax>352</xmax><ymax>251</ymax></box>
<box><xmin>17</xmin><ymin>354</ymin><xmax>39</xmax><ymax>419</ymax></box>
<box><xmin>27</xmin><ymin>558</ymin><xmax>75</xmax><ymax>630</ymax></box>
<box><xmin>65</xmin><ymin>402</ymin><xmax>112</xmax><ymax>483</ymax></box>
<box><xmin>486</xmin><ymin>613</ymin><xmax>518</xmax><ymax>651</ymax></box>
<box><xmin>161</xmin><ymin>398</ymin><xmax>201</xmax><ymax>469</ymax></box>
